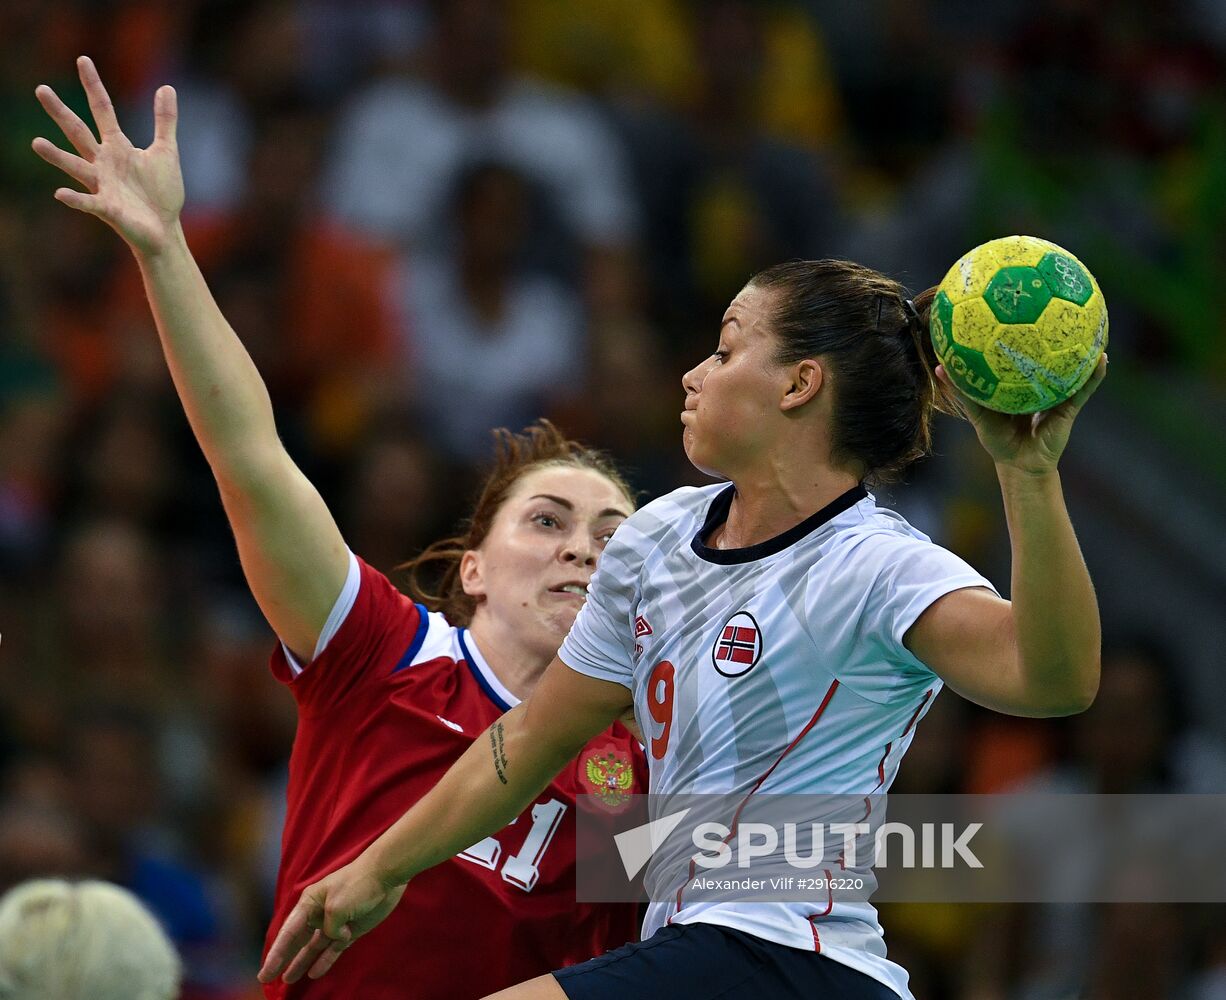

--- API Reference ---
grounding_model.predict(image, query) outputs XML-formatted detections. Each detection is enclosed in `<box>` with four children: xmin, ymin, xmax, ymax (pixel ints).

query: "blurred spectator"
<box><xmin>340</xmin><ymin>422</ymin><xmax>449</xmax><ymax>574</ymax></box>
<box><xmin>613</xmin><ymin>0</ymin><xmax>841</xmax><ymax>362</ymax></box>
<box><xmin>180</xmin><ymin>100</ymin><xmax>401</xmax><ymax>458</ymax></box>
<box><xmin>512</xmin><ymin>0</ymin><xmax>842</xmax><ymax>149</ymax></box>
<box><xmin>0</xmin><ymin>802</ymin><xmax>91</xmax><ymax>892</ymax></box>
<box><xmin>161</xmin><ymin>0</ymin><xmax>307</xmax><ymax>214</ymax></box>
<box><xmin>185</xmin><ymin>600</ymin><xmax>294</xmax><ymax>921</ymax></box>
<box><xmin>1085</xmin><ymin>901</ymin><xmax>1187</xmax><ymax>1000</ymax></box>
<box><xmin>26</xmin><ymin>207</ymin><xmax>151</xmax><ymax>405</ymax></box>
<box><xmin>0</xmin><ymin>389</ymin><xmax>65</xmax><ymax>578</ymax></box>
<box><xmin>323</xmin><ymin>0</ymin><xmax>639</xmax><ymax>305</ymax></box>
<box><xmin>0</xmin><ymin>2</ymin><xmax>86</xmax><ymax>201</ymax></box>
<box><xmin>553</xmin><ymin>316</ymin><xmax>707</xmax><ymax>498</ymax></box>
<box><xmin>1023</xmin><ymin>634</ymin><xmax>1226</xmax><ymax>797</ymax></box>
<box><xmin>56</xmin><ymin>392</ymin><xmax>182</xmax><ymax>540</ymax></box>
<box><xmin>963</xmin><ymin>635</ymin><xmax>1226</xmax><ymax>999</ymax></box>
<box><xmin>66</xmin><ymin>708</ymin><xmax>234</xmax><ymax>995</ymax></box>
<box><xmin>50</xmin><ymin>519</ymin><xmax>169</xmax><ymax>705</ymax></box>
<box><xmin>0</xmin><ymin>877</ymin><xmax>181</xmax><ymax>1000</ymax></box>
<box><xmin>297</xmin><ymin>0</ymin><xmax>431</xmax><ymax>96</ymax></box>
<box><xmin>399</xmin><ymin>160</ymin><xmax>585</xmax><ymax>461</ymax></box>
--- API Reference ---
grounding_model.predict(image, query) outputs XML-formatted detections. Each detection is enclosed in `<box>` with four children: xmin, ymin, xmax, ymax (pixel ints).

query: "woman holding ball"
<box><xmin>260</xmin><ymin>238</ymin><xmax>1106</xmax><ymax>999</ymax></box>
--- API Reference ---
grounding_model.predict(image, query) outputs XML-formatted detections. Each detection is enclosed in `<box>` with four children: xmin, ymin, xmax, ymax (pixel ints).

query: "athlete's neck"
<box><xmin>712</xmin><ymin>465</ymin><xmax>861</xmax><ymax>550</ymax></box>
<box><xmin>465</xmin><ymin>615</ymin><xmax>552</xmax><ymax>702</ymax></box>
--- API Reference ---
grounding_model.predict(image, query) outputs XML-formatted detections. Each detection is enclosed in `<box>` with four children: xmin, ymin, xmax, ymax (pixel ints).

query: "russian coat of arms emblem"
<box><xmin>582</xmin><ymin>746</ymin><xmax>635</xmax><ymax>812</ymax></box>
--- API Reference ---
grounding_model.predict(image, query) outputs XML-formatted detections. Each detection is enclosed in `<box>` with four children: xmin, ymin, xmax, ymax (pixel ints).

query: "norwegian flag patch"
<box><xmin>711</xmin><ymin>611</ymin><xmax>763</xmax><ymax>677</ymax></box>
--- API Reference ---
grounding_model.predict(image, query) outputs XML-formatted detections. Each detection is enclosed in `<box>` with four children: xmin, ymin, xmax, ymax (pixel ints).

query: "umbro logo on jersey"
<box><xmin>711</xmin><ymin>611</ymin><xmax>763</xmax><ymax>678</ymax></box>
<box><xmin>634</xmin><ymin>615</ymin><xmax>653</xmax><ymax>638</ymax></box>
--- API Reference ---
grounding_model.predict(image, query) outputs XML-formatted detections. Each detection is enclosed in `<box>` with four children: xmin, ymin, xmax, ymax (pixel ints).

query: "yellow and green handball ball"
<box><xmin>930</xmin><ymin>235</ymin><xmax>1108</xmax><ymax>414</ymax></box>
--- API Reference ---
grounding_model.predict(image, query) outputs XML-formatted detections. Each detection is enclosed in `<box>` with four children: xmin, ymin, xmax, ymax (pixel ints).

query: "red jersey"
<box><xmin>263</xmin><ymin>555</ymin><xmax>645</xmax><ymax>999</ymax></box>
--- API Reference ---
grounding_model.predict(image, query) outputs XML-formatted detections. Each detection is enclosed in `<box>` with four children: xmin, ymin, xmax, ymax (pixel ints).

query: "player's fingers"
<box><xmin>256</xmin><ymin>904</ymin><xmax>313</xmax><ymax>983</ymax></box>
<box><xmin>34</xmin><ymin>84</ymin><xmax>100</xmax><ymax>159</ymax></box>
<box><xmin>52</xmin><ymin>187</ymin><xmax>102</xmax><ymax>216</ymax></box>
<box><xmin>1053</xmin><ymin>352</ymin><xmax>1109</xmax><ymax>420</ymax></box>
<box><xmin>1074</xmin><ymin>352</ymin><xmax>1108</xmax><ymax>403</ymax></box>
<box><xmin>322</xmin><ymin>902</ymin><xmax>360</xmax><ymax>940</ymax></box>
<box><xmin>152</xmin><ymin>85</ymin><xmax>177</xmax><ymax>148</ymax></box>
<box><xmin>307</xmin><ymin>932</ymin><xmax>353</xmax><ymax>980</ymax></box>
<box><xmin>282</xmin><ymin>929</ymin><xmax>335</xmax><ymax>985</ymax></box>
<box><xmin>32</xmin><ymin>137</ymin><xmax>97</xmax><ymax>189</ymax></box>
<box><xmin>76</xmin><ymin>56</ymin><xmax>126</xmax><ymax>141</ymax></box>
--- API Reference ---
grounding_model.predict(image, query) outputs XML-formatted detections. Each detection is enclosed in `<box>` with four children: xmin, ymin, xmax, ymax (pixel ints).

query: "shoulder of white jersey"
<box><xmin>616</xmin><ymin>483</ymin><xmax>725</xmax><ymax>547</ymax></box>
<box><xmin>839</xmin><ymin>494</ymin><xmax>938</xmax><ymax>547</ymax></box>
<box><xmin>819</xmin><ymin>500</ymin><xmax>999</xmax><ymax>604</ymax></box>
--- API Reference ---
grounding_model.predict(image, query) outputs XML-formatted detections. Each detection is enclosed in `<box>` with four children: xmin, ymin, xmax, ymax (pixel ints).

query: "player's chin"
<box><xmin>543</xmin><ymin>603</ymin><xmax>582</xmax><ymax>637</ymax></box>
<box><xmin>682</xmin><ymin>434</ymin><xmax>725</xmax><ymax>480</ymax></box>
<box><xmin>681</xmin><ymin>426</ymin><xmax>705</xmax><ymax>467</ymax></box>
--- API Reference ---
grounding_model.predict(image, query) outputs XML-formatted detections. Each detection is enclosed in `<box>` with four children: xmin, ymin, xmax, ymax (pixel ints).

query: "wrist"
<box><xmin>132</xmin><ymin>219</ymin><xmax>187</xmax><ymax>263</ymax></box>
<box><xmin>995</xmin><ymin>463</ymin><xmax>1060</xmax><ymax>488</ymax></box>
<box><xmin>990</xmin><ymin>465</ymin><xmax>1059</xmax><ymax>504</ymax></box>
<box><xmin>362</xmin><ymin>839</ymin><xmax>413</xmax><ymax>890</ymax></box>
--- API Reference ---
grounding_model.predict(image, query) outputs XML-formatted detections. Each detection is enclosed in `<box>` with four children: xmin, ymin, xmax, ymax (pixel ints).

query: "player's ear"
<box><xmin>459</xmin><ymin>549</ymin><xmax>486</xmax><ymax>599</ymax></box>
<box><xmin>780</xmin><ymin>358</ymin><xmax>822</xmax><ymax>412</ymax></box>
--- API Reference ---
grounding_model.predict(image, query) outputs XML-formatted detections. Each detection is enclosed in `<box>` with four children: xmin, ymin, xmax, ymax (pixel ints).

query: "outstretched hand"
<box><xmin>257</xmin><ymin>860</ymin><xmax>406</xmax><ymax>985</ymax></box>
<box><xmin>939</xmin><ymin>353</ymin><xmax>1108</xmax><ymax>476</ymax></box>
<box><xmin>33</xmin><ymin>56</ymin><xmax>183</xmax><ymax>255</ymax></box>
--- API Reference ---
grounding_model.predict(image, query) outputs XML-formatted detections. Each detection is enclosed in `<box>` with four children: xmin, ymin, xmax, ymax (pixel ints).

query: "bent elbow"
<box><xmin>1031</xmin><ymin>662</ymin><xmax>1100</xmax><ymax>717</ymax></box>
<box><xmin>1042</xmin><ymin>690</ymin><xmax>1096</xmax><ymax>717</ymax></box>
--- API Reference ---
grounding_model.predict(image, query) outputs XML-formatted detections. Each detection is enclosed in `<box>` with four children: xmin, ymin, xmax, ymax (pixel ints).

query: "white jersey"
<box><xmin>560</xmin><ymin>483</ymin><xmax>998</xmax><ymax>998</ymax></box>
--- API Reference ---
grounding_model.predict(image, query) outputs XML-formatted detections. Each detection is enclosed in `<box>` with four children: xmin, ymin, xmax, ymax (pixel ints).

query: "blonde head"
<box><xmin>0</xmin><ymin>879</ymin><xmax>181</xmax><ymax>1000</ymax></box>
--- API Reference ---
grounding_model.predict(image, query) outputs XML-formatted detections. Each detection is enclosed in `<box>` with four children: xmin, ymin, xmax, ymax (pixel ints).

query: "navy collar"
<box><xmin>457</xmin><ymin>628</ymin><xmax>515</xmax><ymax>713</ymax></box>
<box><xmin>690</xmin><ymin>483</ymin><xmax>868</xmax><ymax>565</ymax></box>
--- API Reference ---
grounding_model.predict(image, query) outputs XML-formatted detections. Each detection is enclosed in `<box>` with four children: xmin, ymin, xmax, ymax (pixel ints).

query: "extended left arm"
<box><xmin>905</xmin><ymin>355</ymin><xmax>1107</xmax><ymax>717</ymax></box>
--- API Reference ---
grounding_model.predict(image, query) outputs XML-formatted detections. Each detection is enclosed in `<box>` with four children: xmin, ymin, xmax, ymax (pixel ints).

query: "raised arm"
<box><xmin>905</xmin><ymin>356</ymin><xmax>1108</xmax><ymax>717</ymax></box>
<box><xmin>34</xmin><ymin>57</ymin><xmax>347</xmax><ymax>660</ymax></box>
<box><xmin>258</xmin><ymin>657</ymin><xmax>633</xmax><ymax>984</ymax></box>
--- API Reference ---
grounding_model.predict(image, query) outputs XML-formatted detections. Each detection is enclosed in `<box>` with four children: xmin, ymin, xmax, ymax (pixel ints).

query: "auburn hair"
<box><xmin>397</xmin><ymin>420</ymin><xmax>634</xmax><ymax>625</ymax></box>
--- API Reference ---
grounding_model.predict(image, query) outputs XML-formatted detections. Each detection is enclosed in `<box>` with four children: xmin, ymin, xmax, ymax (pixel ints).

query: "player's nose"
<box><xmin>560</xmin><ymin>529</ymin><xmax>597</xmax><ymax>568</ymax></box>
<box><xmin>682</xmin><ymin>357</ymin><xmax>707</xmax><ymax>395</ymax></box>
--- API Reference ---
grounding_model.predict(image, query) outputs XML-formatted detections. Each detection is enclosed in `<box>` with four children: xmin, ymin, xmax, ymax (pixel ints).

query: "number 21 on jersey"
<box><xmin>457</xmin><ymin>798</ymin><xmax>566</xmax><ymax>892</ymax></box>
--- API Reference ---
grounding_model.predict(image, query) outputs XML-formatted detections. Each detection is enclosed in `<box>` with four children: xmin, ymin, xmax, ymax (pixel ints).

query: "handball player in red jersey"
<box><xmin>32</xmin><ymin>58</ymin><xmax>646</xmax><ymax>999</ymax></box>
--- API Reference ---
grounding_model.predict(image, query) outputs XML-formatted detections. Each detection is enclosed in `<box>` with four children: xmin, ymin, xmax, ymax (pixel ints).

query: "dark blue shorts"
<box><xmin>553</xmin><ymin>922</ymin><xmax>899</xmax><ymax>999</ymax></box>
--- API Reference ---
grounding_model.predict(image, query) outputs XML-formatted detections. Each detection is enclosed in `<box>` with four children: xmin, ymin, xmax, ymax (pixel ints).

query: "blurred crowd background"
<box><xmin>1</xmin><ymin>1</ymin><xmax>1224</xmax><ymax>997</ymax></box>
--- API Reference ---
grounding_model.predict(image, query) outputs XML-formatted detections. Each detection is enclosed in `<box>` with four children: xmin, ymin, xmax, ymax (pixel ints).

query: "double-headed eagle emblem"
<box><xmin>583</xmin><ymin>748</ymin><xmax>635</xmax><ymax>811</ymax></box>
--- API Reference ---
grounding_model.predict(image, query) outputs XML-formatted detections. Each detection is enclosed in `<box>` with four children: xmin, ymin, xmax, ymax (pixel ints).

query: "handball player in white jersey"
<box><xmin>264</xmin><ymin>214</ymin><xmax>1107</xmax><ymax>999</ymax></box>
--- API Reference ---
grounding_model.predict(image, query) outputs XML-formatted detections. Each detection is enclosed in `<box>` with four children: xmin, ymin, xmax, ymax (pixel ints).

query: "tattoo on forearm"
<box><xmin>490</xmin><ymin>722</ymin><xmax>509</xmax><ymax>785</ymax></box>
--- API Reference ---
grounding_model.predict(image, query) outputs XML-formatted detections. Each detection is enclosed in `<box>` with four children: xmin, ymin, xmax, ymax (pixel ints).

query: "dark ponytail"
<box><xmin>904</xmin><ymin>285</ymin><xmax>967</xmax><ymax>427</ymax></box>
<box><xmin>749</xmin><ymin>260</ymin><xmax>965</xmax><ymax>485</ymax></box>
